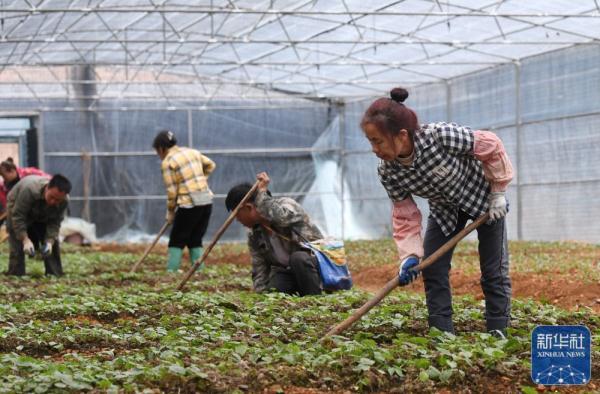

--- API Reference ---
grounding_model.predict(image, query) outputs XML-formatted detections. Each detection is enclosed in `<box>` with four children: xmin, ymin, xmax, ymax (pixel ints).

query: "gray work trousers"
<box><xmin>421</xmin><ymin>211</ymin><xmax>511</xmax><ymax>333</ymax></box>
<box><xmin>269</xmin><ymin>251</ymin><xmax>323</xmax><ymax>296</ymax></box>
<box><xmin>7</xmin><ymin>222</ymin><xmax>63</xmax><ymax>276</ymax></box>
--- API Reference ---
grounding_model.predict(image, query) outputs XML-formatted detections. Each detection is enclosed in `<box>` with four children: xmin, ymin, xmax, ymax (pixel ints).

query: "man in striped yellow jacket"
<box><xmin>153</xmin><ymin>130</ymin><xmax>216</xmax><ymax>272</ymax></box>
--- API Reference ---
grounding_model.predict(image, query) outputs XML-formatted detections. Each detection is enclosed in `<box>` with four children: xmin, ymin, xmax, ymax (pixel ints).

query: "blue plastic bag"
<box><xmin>303</xmin><ymin>240</ymin><xmax>352</xmax><ymax>291</ymax></box>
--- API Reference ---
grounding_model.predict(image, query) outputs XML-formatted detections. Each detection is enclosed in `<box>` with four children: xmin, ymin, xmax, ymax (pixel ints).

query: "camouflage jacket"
<box><xmin>248</xmin><ymin>190</ymin><xmax>323</xmax><ymax>292</ymax></box>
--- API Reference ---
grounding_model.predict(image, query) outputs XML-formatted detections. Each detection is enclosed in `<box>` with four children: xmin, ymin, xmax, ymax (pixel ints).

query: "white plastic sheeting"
<box><xmin>0</xmin><ymin>1</ymin><xmax>600</xmax><ymax>100</ymax></box>
<box><xmin>39</xmin><ymin>99</ymin><xmax>336</xmax><ymax>241</ymax></box>
<box><xmin>0</xmin><ymin>41</ymin><xmax>593</xmax><ymax>243</ymax></box>
<box><xmin>59</xmin><ymin>217</ymin><xmax>98</xmax><ymax>244</ymax></box>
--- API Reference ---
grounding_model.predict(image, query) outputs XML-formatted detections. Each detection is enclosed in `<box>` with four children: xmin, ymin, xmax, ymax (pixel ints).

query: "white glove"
<box><xmin>22</xmin><ymin>238</ymin><xmax>35</xmax><ymax>257</ymax></box>
<box><xmin>166</xmin><ymin>210</ymin><xmax>175</xmax><ymax>224</ymax></box>
<box><xmin>488</xmin><ymin>192</ymin><xmax>508</xmax><ymax>220</ymax></box>
<box><xmin>41</xmin><ymin>241</ymin><xmax>53</xmax><ymax>257</ymax></box>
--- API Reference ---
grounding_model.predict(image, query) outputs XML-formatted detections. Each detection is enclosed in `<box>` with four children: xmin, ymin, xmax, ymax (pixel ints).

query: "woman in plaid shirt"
<box><xmin>153</xmin><ymin>130</ymin><xmax>216</xmax><ymax>272</ymax></box>
<box><xmin>361</xmin><ymin>87</ymin><xmax>514</xmax><ymax>337</ymax></box>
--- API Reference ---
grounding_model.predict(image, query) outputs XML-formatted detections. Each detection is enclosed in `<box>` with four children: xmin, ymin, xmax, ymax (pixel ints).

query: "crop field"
<box><xmin>0</xmin><ymin>240</ymin><xmax>598</xmax><ymax>393</ymax></box>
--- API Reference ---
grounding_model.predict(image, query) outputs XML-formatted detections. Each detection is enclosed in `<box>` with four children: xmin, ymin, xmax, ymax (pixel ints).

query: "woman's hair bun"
<box><xmin>390</xmin><ymin>87</ymin><xmax>409</xmax><ymax>103</ymax></box>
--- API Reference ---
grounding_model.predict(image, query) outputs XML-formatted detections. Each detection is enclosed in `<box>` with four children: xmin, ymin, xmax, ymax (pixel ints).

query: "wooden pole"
<box><xmin>81</xmin><ymin>151</ymin><xmax>92</xmax><ymax>222</ymax></box>
<box><xmin>130</xmin><ymin>221</ymin><xmax>170</xmax><ymax>272</ymax></box>
<box><xmin>176</xmin><ymin>180</ymin><xmax>260</xmax><ymax>291</ymax></box>
<box><xmin>324</xmin><ymin>213</ymin><xmax>490</xmax><ymax>337</ymax></box>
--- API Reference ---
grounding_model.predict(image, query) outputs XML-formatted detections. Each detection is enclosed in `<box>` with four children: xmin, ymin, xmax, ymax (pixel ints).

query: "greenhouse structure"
<box><xmin>0</xmin><ymin>1</ymin><xmax>597</xmax><ymax>242</ymax></box>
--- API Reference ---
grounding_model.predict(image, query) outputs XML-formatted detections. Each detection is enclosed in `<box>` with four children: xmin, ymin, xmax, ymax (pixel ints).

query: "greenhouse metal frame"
<box><xmin>0</xmin><ymin>0</ymin><xmax>598</xmax><ymax>242</ymax></box>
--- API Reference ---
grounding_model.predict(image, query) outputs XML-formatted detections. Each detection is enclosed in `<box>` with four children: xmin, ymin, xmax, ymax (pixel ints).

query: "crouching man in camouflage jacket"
<box><xmin>225</xmin><ymin>172</ymin><xmax>323</xmax><ymax>296</ymax></box>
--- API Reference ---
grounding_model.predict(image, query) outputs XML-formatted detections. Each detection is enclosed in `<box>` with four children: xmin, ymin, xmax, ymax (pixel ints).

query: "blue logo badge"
<box><xmin>531</xmin><ymin>325</ymin><xmax>591</xmax><ymax>385</ymax></box>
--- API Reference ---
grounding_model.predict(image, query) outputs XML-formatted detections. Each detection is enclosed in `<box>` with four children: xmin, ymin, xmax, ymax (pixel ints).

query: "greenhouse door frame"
<box><xmin>0</xmin><ymin>112</ymin><xmax>42</xmax><ymax>169</ymax></box>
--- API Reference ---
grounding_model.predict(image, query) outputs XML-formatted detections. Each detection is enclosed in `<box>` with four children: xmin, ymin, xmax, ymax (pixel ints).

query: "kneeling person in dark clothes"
<box><xmin>6</xmin><ymin>174</ymin><xmax>71</xmax><ymax>276</ymax></box>
<box><xmin>225</xmin><ymin>172</ymin><xmax>323</xmax><ymax>296</ymax></box>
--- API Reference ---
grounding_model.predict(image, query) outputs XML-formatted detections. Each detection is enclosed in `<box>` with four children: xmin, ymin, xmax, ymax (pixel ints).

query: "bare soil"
<box><xmin>89</xmin><ymin>242</ymin><xmax>250</xmax><ymax>266</ymax></box>
<box><xmin>17</xmin><ymin>241</ymin><xmax>598</xmax><ymax>393</ymax></box>
<box><xmin>89</xmin><ymin>243</ymin><xmax>600</xmax><ymax>313</ymax></box>
<box><xmin>352</xmin><ymin>264</ymin><xmax>600</xmax><ymax>313</ymax></box>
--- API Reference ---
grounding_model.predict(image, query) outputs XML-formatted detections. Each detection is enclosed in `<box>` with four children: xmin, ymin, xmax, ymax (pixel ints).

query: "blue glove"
<box><xmin>398</xmin><ymin>255</ymin><xmax>420</xmax><ymax>286</ymax></box>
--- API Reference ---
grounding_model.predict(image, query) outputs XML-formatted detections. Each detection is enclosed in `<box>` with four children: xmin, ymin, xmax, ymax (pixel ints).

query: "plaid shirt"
<box><xmin>161</xmin><ymin>146</ymin><xmax>216</xmax><ymax>212</ymax></box>
<box><xmin>378</xmin><ymin>122</ymin><xmax>490</xmax><ymax>236</ymax></box>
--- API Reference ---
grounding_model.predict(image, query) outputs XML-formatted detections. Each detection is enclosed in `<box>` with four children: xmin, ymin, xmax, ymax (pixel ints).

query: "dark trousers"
<box><xmin>7</xmin><ymin>222</ymin><xmax>63</xmax><ymax>276</ymax></box>
<box><xmin>169</xmin><ymin>204</ymin><xmax>212</xmax><ymax>249</ymax></box>
<box><xmin>269</xmin><ymin>251</ymin><xmax>322</xmax><ymax>296</ymax></box>
<box><xmin>422</xmin><ymin>211</ymin><xmax>511</xmax><ymax>333</ymax></box>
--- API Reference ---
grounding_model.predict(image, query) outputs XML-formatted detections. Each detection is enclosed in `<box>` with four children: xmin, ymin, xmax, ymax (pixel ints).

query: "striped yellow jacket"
<box><xmin>161</xmin><ymin>145</ymin><xmax>216</xmax><ymax>212</ymax></box>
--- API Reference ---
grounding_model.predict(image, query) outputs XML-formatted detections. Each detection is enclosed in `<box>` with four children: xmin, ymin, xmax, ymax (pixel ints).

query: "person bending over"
<box><xmin>225</xmin><ymin>172</ymin><xmax>323</xmax><ymax>296</ymax></box>
<box><xmin>361</xmin><ymin>87</ymin><xmax>514</xmax><ymax>337</ymax></box>
<box><xmin>6</xmin><ymin>174</ymin><xmax>71</xmax><ymax>276</ymax></box>
<box><xmin>153</xmin><ymin>130</ymin><xmax>216</xmax><ymax>272</ymax></box>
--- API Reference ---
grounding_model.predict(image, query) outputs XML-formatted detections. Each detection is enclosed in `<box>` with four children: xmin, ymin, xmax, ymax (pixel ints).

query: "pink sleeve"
<box><xmin>18</xmin><ymin>167</ymin><xmax>51</xmax><ymax>179</ymax></box>
<box><xmin>392</xmin><ymin>198</ymin><xmax>424</xmax><ymax>260</ymax></box>
<box><xmin>0</xmin><ymin>184</ymin><xmax>6</xmax><ymax>211</ymax></box>
<box><xmin>473</xmin><ymin>130</ymin><xmax>514</xmax><ymax>192</ymax></box>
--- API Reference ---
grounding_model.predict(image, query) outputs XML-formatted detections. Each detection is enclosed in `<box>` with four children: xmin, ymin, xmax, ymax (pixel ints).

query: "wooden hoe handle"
<box><xmin>130</xmin><ymin>221</ymin><xmax>170</xmax><ymax>273</ymax></box>
<box><xmin>176</xmin><ymin>180</ymin><xmax>260</xmax><ymax>291</ymax></box>
<box><xmin>324</xmin><ymin>213</ymin><xmax>490</xmax><ymax>337</ymax></box>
